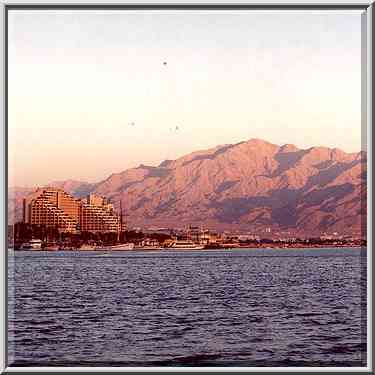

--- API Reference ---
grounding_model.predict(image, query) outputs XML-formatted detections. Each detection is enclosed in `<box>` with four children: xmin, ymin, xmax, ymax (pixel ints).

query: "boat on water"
<box><xmin>166</xmin><ymin>240</ymin><xmax>205</xmax><ymax>250</ymax></box>
<box><xmin>133</xmin><ymin>245</ymin><xmax>163</xmax><ymax>251</ymax></box>
<box><xmin>79</xmin><ymin>244</ymin><xmax>97</xmax><ymax>251</ymax></box>
<box><xmin>43</xmin><ymin>245</ymin><xmax>59</xmax><ymax>251</ymax></box>
<box><xmin>106</xmin><ymin>243</ymin><xmax>135</xmax><ymax>251</ymax></box>
<box><xmin>20</xmin><ymin>239</ymin><xmax>43</xmax><ymax>250</ymax></box>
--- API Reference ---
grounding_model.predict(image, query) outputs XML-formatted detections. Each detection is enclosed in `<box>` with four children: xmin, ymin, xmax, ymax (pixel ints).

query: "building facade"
<box><xmin>23</xmin><ymin>188</ymin><xmax>120</xmax><ymax>233</ymax></box>
<box><xmin>80</xmin><ymin>194</ymin><xmax>119</xmax><ymax>233</ymax></box>
<box><xmin>23</xmin><ymin>188</ymin><xmax>80</xmax><ymax>232</ymax></box>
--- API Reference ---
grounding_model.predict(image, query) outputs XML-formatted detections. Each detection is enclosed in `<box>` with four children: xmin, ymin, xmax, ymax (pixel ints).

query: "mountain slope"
<box><xmin>92</xmin><ymin>139</ymin><xmax>366</xmax><ymax>236</ymax></box>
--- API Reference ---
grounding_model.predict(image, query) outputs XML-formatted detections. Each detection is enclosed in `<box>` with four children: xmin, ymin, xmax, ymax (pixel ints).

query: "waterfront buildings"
<box><xmin>80</xmin><ymin>196</ymin><xmax>119</xmax><ymax>233</ymax></box>
<box><xmin>23</xmin><ymin>188</ymin><xmax>80</xmax><ymax>232</ymax></box>
<box><xmin>22</xmin><ymin>188</ymin><xmax>120</xmax><ymax>233</ymax></box>
<box><xmin>19</xmin><ymin>188</ymin><xmax>364</xmax><ymax>247</ymax></box>
<box><xmin>172</xmin><ymin>225</ymin><xmax>221</xmax><ymax>245</ymax></box>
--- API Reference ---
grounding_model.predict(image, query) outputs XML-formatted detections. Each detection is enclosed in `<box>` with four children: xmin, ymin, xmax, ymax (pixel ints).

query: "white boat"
<box><xmin>20</xmin><ymin>239</ymin><xmax>43</xmax><ymax>250</ymax></box>
<box><xmin>166</xmin><ymin>240</ymin><xmax>205</xmax><ymax>250</ymax></box>
<box><xmin>107</xmin><ymin>243</ymin><xmax>135</xmax><ymax>250</ymax></box>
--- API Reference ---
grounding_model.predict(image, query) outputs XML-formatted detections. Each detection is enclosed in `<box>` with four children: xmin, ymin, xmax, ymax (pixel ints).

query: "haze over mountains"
<box><xmin>9</xmin><ymin>139</ymin><xmax>366</xmax><ymax>236</ymax></box>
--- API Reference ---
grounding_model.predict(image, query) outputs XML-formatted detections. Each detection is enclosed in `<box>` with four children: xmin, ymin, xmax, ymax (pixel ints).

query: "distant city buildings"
<box><xmin>80</xmin><ymin>193</ymin><xmax>120</xmax><ymax>233</ymax></box>
<box><xmin>23</xmin><ymin>188</ymin><xmax>80</xmax><ymax>232</ymax></box>
<box><xmin>15</xmin><ymin>187</ymin><xmax>365</xmax><ymax>249</ymax></box>
<box><xmin>172</xmin><ymin>225</ymin><xmax>221</xmax><ymax>245</ymax></box>
<box><xmin>22</xmin><ymin>187</ymin><xmax>120</xmax><ymax>233</ymax></box>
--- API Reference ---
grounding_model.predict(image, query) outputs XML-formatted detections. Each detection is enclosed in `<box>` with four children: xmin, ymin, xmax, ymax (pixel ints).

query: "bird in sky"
<box><xmin>169</xmin><ymin>125</ymin><xmax>180</xmax><ymax>132</ymax></box>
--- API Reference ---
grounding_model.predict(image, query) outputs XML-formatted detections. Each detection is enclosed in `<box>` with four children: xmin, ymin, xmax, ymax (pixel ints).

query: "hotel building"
<box><xmin>22</xmin><ymin>188</ymin><xmax>120</xmax><ymax>233</ymax></box>
<box><xmin>80</xmin><ymin>194</ymin><xmax>119</xmax><ymax>233</ymax></box>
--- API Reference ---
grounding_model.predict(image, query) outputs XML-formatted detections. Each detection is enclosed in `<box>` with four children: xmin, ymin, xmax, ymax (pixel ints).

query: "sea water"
<box><xmin>8</xmin><ymin>247</ymin><xmax>367</xmax><ymax>367</ymax></box>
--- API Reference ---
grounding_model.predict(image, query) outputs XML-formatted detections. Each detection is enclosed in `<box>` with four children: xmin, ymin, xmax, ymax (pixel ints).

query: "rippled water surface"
<box><xmin>8</xmin><ymin>247</ymin><xmax>367</xmax><ymax>367</ymax></box>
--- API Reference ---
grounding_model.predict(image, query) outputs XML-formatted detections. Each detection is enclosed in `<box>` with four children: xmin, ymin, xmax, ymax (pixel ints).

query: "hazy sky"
<box><xmin>9</xmin><ymin>9</ymin><xmax>363</xmax><ymax>187</ymax></box>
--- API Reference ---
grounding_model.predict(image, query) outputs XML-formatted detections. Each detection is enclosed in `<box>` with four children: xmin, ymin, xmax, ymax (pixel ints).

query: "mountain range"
<box><xmin>9</xmin><ymin>139</ymin><xmax>367</xmax><ymax>236</ymax></box>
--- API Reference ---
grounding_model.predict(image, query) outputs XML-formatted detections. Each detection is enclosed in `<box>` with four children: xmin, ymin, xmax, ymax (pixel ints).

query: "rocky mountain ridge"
<box><xmin>9</xmin><ymin>139</ymin><xmax>366</xmax><ymax>236</ymax></box>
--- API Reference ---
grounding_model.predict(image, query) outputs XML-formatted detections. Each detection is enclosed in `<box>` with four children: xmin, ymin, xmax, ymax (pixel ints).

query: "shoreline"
<box><xmin>10</xmin><ymin>245</ymin><xmax>365</xmax><ymax>252</ymax></box>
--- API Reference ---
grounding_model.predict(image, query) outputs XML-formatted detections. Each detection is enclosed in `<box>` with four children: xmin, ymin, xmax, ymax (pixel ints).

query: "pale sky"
<box><xmin>8</xmin><ymin>10</ymin><xmax>364</xmax><ymax>187</ymax></box>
